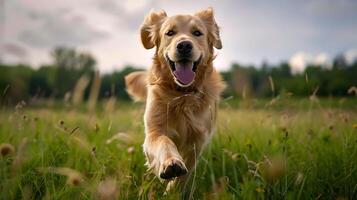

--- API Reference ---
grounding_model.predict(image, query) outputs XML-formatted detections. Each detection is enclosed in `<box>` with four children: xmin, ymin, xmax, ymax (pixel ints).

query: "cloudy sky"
<box><xmin>1</xmin><ymin>0</ymin><xmax>357</xmax><ymax>73</ymax></box>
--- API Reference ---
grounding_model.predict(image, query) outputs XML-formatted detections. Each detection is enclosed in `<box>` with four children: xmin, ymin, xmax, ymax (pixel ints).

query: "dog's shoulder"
<box><xmin>203</xmin><ymin>69</ymin><xmax>226</xmax><ymax>100</ymax></box>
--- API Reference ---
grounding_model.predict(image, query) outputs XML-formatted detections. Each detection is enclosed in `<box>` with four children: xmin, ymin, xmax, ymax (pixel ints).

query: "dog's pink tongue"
<box><xmin>173</xmin><ymin>62</ymin><xmax>195</xmax><ymax>85</ymax></box>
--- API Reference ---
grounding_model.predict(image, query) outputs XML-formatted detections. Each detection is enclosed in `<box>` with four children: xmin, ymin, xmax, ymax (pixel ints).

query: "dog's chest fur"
<box><xmin>162</xmin><ymin>89</ymin><xmax>217</xmax><ymax>151</ymax></box>
<box><xmin>146</xmin><ymin>69</ymin><xmax>225</xmax><ymax>156</ymax></box>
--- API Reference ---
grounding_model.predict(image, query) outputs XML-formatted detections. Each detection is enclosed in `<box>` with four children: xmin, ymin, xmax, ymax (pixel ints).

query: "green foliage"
<box><xmin>52</xmin><ymin>47</ymin><xmax>96</xmax><ymax>98</ymax></box>
<box><xmin>223</xmin><ymin>61</ymin><xmax>357</xmax><ymax>99</ymax></box>
<box><xmin>100</xmin><ymin>66</ymin><xmax>142</xmax><ymax>100</ymax></box>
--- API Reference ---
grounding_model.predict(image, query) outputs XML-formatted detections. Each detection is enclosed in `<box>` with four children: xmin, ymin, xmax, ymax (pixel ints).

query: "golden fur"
<box><xmin>125</xmin><ymin>7</ymin><xmax>225</xmax><ymax>190</ymax></box>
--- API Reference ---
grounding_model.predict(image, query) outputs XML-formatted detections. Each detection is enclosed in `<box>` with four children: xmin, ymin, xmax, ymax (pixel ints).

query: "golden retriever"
<box><xmin>125</xmin><ymin>7</ymin><xmax>225</xmax><ymax>190</ymax></box>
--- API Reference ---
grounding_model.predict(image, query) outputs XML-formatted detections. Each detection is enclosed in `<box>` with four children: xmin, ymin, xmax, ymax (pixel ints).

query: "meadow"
<box><xmin>0</xmin><ymin>97</ymin><xmax>356</xmax><ymax>199</ymax></box>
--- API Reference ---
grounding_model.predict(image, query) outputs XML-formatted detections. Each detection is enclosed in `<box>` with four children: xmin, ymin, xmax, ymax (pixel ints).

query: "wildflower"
<box><xmin>0</xmin><ymin>143</ymin><xmax>15</xmax><ymax>157</ymax></box>
<box><xmin>353</xmin><ymin>124</ymin><xmax>357</xmax><ymax>129</ymax></box>
<box><xmin>256</xmin><ymin>187</ymin><xmax>265</xmax><ymax>193</ymax></box>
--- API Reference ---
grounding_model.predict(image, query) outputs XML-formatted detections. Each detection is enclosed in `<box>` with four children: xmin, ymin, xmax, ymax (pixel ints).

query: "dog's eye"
<box><xmin>166</xmin><ymin>30</ymin><xmax>175</xmax><ymax>37</ymax></box>
<box><xmin>193</xmin><ymin>30</ymin><xmax>203</xmax><ymax>37</ymax></box>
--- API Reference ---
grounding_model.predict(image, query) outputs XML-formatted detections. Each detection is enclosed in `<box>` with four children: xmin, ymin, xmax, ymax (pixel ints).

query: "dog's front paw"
<box><xmin>159</xmin><ymin>158</ymin><xmax>188</xmax><ymax>180</ymax></box>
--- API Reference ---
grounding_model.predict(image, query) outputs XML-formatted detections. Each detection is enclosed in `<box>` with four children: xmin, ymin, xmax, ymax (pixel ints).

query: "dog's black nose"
<box><xmin>177</xmin><ymin>41</ymin><xmax>193</xmax><ymax>55</ymax></box>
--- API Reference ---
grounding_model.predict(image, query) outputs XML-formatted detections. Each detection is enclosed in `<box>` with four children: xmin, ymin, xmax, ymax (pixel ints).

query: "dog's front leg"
<box><xmin>143</xmin><ymin>133</ymin><xmax>188</xmax><ymax>180</ymax></box>
<box><xmin>143</xmin><ymin>95</ymin><xmax>188</xmax><ymax>180</ymax></box>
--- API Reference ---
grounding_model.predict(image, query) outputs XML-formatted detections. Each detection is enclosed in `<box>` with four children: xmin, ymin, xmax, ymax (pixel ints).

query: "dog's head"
<box><xmin>140</xmin><ymin>7</ymin><xmax>222</xmax><ymax>87</ymax></box>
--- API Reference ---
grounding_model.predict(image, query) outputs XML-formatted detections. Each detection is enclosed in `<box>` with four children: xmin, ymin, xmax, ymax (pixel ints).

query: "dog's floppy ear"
<box><xmin>140</xmin><ymin>10</ymin><xmax>167</xmax><ymax>49</ymax></box>
<box><xmin>195</xmin><ymin>7</ymin><xmax>222</xmax><ymax>49</ymax></box>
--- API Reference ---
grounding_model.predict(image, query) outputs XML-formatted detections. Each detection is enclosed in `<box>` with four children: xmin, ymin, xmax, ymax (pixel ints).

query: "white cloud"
<box><xmin>344</xmin><ymin>49</ymin><xmax>357</xmax><ymax>65</ymax></box>
<box><xmin>313</xmin><ymin>53</ymin><xmax>332</xmax><ymax>69</ymax></box>
<box><xmin>289</xmin><ymin>52</ymin><xmax>311</xmax><ymax>74</ymax></box>
<box><xmin>289</xmin><ymin>52</ymin><xmax>332</xmax><ymax>74</ymax></box>
<box><xmin>18</xmin><ymin>14</ymin><xmax>108</xmax><ymax>48</ymax></box>
<box><xmin>121</xmin><ymin>0</ymin><xmax>149</xmax><ymax>12</ymax></box>
<box><xmin>1</xmin><ymin>0</ymin><xmax>357</xmax><ymax>72</ymax></box>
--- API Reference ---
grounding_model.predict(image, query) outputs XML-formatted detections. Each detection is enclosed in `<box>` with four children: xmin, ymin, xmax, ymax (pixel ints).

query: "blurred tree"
<box><xmin>100</xmin><ymin>66</ymin><xmax>139</xmax><ymax>100</ymax></box>
<box><xmin>333</xmin><ymin>54</ymin><xmax>347</xmax><ymax>69</ymax></box>
<box><xmin>52</xmin><ymin>47</ymin><xmax>96</xmax><ymax>97</ymax></box>
<box><xmin>0</xmin><ymin>50</ymin><xmax>356</xmax><ymax>105</ymax></box>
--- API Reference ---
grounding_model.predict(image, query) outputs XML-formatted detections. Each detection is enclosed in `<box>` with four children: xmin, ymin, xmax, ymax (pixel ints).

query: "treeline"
<box><xmin>222</xmin><ymin>58</ymin><xmax>357</xmax><ymax>98</ymax></box>
<box><xmin>0</xmin><ymin>47</ymin><xmax>356</xmax><ymax>105</ymax></box>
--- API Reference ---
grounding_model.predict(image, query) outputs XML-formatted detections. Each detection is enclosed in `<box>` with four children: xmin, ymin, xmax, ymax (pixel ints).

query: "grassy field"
<box><xmin>0</xmin><ymin>98</ymin><xmax>357</xmax><ymax>199</ymax></box>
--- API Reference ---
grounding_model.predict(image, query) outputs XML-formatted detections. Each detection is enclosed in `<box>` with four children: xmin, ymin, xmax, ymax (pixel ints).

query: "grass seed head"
<box><xmin>38</xmin><ymin>167</ymin><xmax>84</xmax><ymax>186</ymax></box>
<box><xmin>0</xmin><ymin>143</ymin><xmax>15</xmax><ymax>157</ymax></box>
<box><xmin>91</xmin><ymin>147</ymin><xmax>97</xmax><ymax>156</ymax></box>
<box><xmin>71</xmin><ymin>135</ymin><xmax>92</xmax><ymax>152</ymax></box>
<box><xmin>328</xmin><ymin>124</ymin><xmax>334</xmax><ymax>130</ymax></box>
<box><xmin>223</xmin><ymin>149</ymin><xmax>240</xmax><ymax>161</ymax></box>
<box><xmin>95</xmin><ymin>123</ymin><xmax>100</xmax><ymax>132</ymax></box>
<box><xmin>96</xmin><ymin>177</ymin><xmax>118</xmax><ymax>200</ymax></box>
<box><xmin>261</xmin><ymin>156</ymin><xmax>286</xmax><ymax>182</ymax></box>
<box><xmin>106</xmin><ymin>132</ymin><xmax>133</xmax><ymax>145</ymax></box>
<box><xmin>67</xmin><ymin>172</ymin><xmax>83</xmax><ymax>186</ymax></box>
<box><xmin>210</xmin><ymin>176</ymin><xmax>229</xmax><ymax>197</ymax></box>
<box><xmin>127</xmin><ymin>146</ymin><xmax>135</xmax><ymax>154</ymax></box>
<box><xmin>295</xmin><ymin>172</ymin><xmax>304</xmax><ymax>185</ymax></box>
<box><xmin>347</xmin><ymin>86</ymin><xmax>357</xmax><ymax>96</ymax></box>
<box><xmin>59</xmin><ymin>120</ymin><xmax>64</xmax><ymax>126</ymax></box>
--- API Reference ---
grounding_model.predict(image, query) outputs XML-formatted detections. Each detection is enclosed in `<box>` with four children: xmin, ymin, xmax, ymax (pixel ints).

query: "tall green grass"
<box><xmin>0</xmin><ymin>99</ymin><xmax>356</xmax><ymax>199</ymax></box>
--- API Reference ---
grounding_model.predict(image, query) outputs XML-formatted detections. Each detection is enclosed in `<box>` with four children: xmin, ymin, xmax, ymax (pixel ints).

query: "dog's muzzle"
<box><xmin>166</xmin><ymin>54</ymin><xmax>201</xmax><ymax>86</ymax></box>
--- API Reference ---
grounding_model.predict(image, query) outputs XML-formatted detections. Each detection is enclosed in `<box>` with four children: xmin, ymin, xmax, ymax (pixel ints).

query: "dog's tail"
<box><xmin>124</xmin><ymin>71</ymin><xmax>148</xmax><ymax>102</ymax></box>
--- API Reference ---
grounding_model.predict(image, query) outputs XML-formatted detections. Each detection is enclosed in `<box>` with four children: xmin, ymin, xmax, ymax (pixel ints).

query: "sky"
<box><xmin>1</xmin><ymin>0</ymin><xmax>357</xmax><ymax>73</ymax></box>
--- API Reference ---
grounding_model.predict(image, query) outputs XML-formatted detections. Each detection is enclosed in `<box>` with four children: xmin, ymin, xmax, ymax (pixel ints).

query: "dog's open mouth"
<box><xmin>166</xmin><ymin>55</ymin><xmax>201</xmax><ymax>86</ymax></box>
